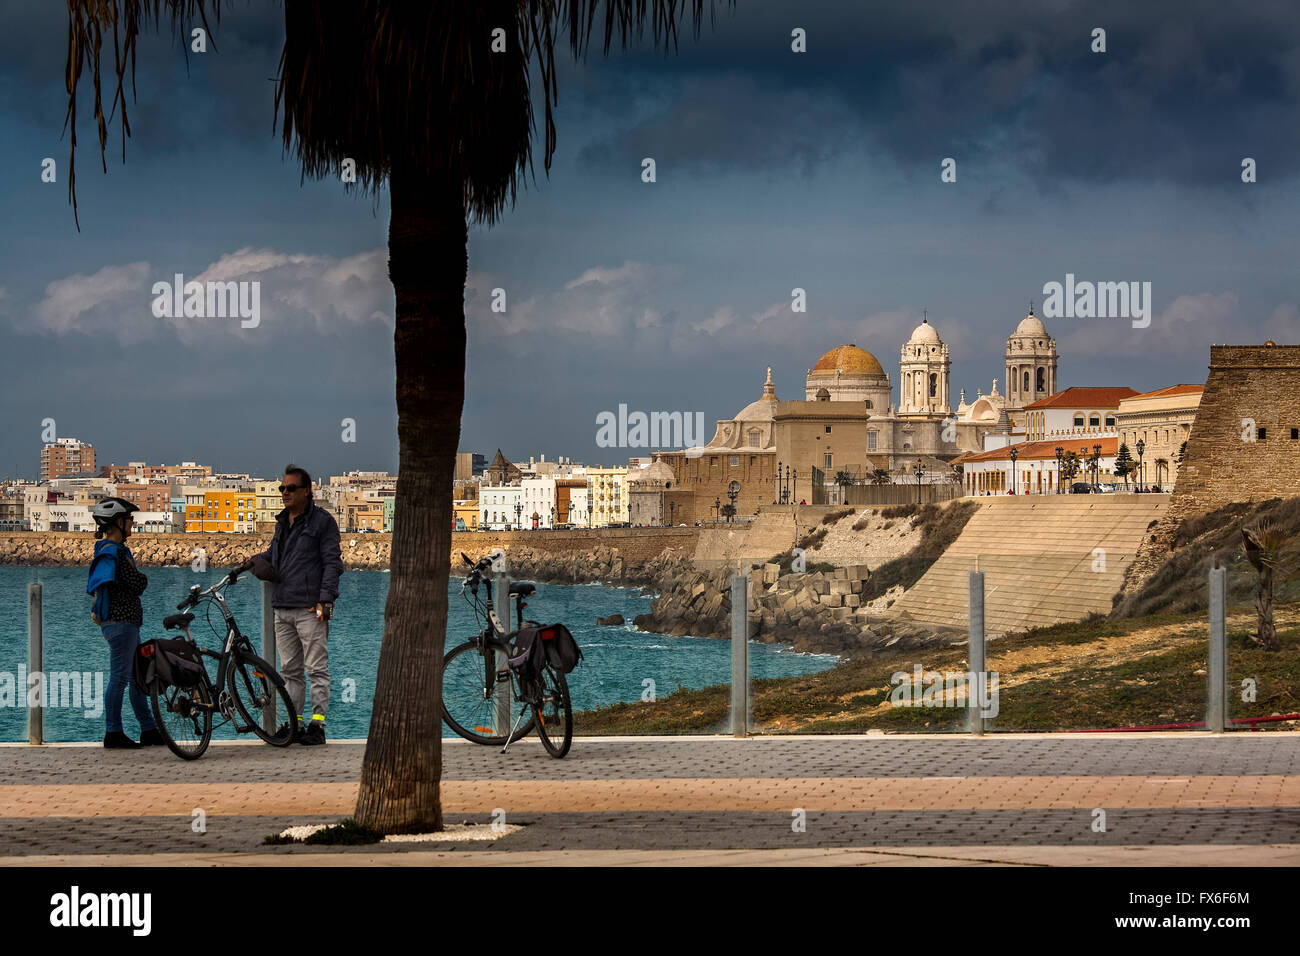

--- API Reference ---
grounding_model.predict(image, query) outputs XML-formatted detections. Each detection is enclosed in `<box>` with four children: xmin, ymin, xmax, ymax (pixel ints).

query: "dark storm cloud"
<box><xmin>569</xmin><ymin>0</ymin><xmax>1300</xmax><ymax>186</ymax></box>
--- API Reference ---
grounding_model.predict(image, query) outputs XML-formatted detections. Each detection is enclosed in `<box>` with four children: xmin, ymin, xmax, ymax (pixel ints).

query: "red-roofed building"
<box><xmin>961</xmin><ymin>437</ymin><xmax>1120</xmax><ymax>495</ymax></box>
<box><xmin>1022</xmin><ymin>386</ymin><xmax>1140</xmax><ymax>442</ymax></box>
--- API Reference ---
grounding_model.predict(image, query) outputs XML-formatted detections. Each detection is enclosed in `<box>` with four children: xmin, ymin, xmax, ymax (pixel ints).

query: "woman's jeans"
<box><xmin>100</xmin><ymin>621</ymin><xmax>156</xmax><ymax>735</ymax></box>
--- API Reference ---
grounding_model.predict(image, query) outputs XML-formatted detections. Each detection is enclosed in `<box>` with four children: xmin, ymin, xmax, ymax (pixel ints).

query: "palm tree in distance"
<box><xmin>65</xmin><ymin>0</ymin><xmax>723</xmax><ymax>833</ymax></box>
<box><xmin>1242</xmin><ymin>522</ymin><xmax>1290</xmax><ymax>652</ymax></box>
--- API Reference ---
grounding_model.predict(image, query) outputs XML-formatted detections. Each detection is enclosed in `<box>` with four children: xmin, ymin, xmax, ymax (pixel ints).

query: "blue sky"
<box><xmin>2</xmin><ymin>0</ymin><xmax>1298</xmax><ymax>479</ymax></box>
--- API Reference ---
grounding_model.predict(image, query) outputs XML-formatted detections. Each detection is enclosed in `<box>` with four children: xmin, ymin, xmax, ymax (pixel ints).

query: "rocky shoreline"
<box><xmin>633</xmin><ymin>554</ymin><xmax>962</xmax><ymax>658</ymax></box>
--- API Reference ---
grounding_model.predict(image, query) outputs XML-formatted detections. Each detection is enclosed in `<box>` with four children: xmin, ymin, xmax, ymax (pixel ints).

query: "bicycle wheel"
<box><xmin>533</xmin><ymin>664</ymin><xmax>573</xmax><ymax>758</ymax></box>
<box><xmin>149</xmin><ymin>677</ymin><xmax>213</xmax><ymax>760</ymax></box>
<box><xmin>228</xmin><ymin>649</ymin><xmax>298</xmax><ymax>746</ymax></box>
<box><xmin>442</xmin><ymin>641</ymin><xmax>534</xmax><ymax>745</ymax></box>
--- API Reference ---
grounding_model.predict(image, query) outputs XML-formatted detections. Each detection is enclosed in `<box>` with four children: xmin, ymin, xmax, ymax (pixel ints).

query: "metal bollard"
<box><xmin>968</xmin><ymin>570</ymin><xmax>985</xmax><ymax>736</ymax></box>
<box><xmin>28</xmin><ymin>582</ymin><xmax>43</xmax><ymax>745</ymax></box>
<box><xmin>261</xmin><ymin>581</ymin><xmax>276</xmax><ymax>734</ymax></box>
<box><xmin>1206</xmin><ymin>564</ymin><xmax>1227</xmax><ymax>733</ymax></box>
<box><xmin>730</xmin><ymin>573</ymin><xmax>749</xmax><ymax>737</ymax></box>
<box><xmin>496</xmin><ymin>572</ymin><xmax>511</xmax><ymax>736</ymax></box>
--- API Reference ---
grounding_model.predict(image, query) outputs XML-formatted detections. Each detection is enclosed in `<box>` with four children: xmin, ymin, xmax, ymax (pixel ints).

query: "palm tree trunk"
<box><xmin>354</xmin><ymin>165</ymin><xmax>467</xmax><ymax>833</ymax></box>
<box><xmin>1257</xmin><ymin>567</ymin><xmax>1278</xmax><ymax>652</ymax></box>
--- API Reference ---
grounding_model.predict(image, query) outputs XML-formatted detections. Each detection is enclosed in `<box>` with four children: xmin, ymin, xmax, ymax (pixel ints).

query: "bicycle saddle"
<box><xmin>508</xmin><ymin>582</ymin><xmax>536</xmax><ymax>597</ymax></box>
<box><xmin>163</xmin><ymin>612</ymin><xmax>195</xmax><ymax>629</ymax></box>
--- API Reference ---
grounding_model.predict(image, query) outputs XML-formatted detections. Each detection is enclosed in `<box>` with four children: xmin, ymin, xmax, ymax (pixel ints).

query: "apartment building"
<box><xmin>41</xmin><ymin>438</ymin><xmax>95</xmax><ymax>481</ymax></box>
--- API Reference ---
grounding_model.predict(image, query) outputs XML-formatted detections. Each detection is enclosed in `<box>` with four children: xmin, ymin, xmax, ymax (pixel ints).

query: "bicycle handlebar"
<box><xmin>175</xmin><ymin>564</ymin><xmax>247</xmax><ymax>610</ymax></box>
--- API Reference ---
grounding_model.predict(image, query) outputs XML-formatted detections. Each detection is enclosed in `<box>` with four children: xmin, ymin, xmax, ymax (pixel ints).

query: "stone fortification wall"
<box><xmin>1125</xmin><ymin>344</ymin><xmax>1300</xmax><ymax>592</ymax></box>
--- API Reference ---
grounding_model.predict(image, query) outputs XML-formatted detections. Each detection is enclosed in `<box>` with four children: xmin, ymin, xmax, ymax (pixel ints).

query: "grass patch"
<box><xmin>795</xmin><ymin>526</ymin><xmax>829</xmax><ymax>551</ymax></box>
<box><xmin>821</xmin><ymin>509</ymin><xmax>854</xmax><ymax>526</ymax></box>
<box><xmin>574</xmin><ymin>602</ymin><xmax>1300</xmax><ymax>734</ymax></box>
<box><xmin>1114</xmin><ymin>497</ymin><xmax>1300</xmax><ymax>619</ymax></box>
<box><xmin>860</xmin><ymin>500</ymin><xmax>979</xmax><ymax>602</ymax></box>
<box><xmin>880</xmin><ymin>504</ymin><xmax>919</xmax><ymax>520</ymax></box>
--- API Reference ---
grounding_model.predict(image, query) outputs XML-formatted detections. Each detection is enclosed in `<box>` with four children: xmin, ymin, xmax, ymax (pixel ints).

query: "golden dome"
<box><xmin>811</xmin><ymin>344</ymin><xmax>885</xmax><ymax>377</ymax></box>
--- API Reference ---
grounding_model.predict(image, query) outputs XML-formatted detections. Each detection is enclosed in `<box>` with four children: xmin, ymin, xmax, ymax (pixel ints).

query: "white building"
<box><xmin>568</xmin><ymin>486</ymin><xmax>590</xmax><ymax>527</ymax></box>
<box><xmin>1022</xmin><ymin>386</ymin><xmax>1139</xmax><ymax>443</ymax></box>
<box><xmin>27</xmin><ymin>502</ymin><xmax>96</xmax><ymax>532</ymax></box>
<box><xmin>521</xmin><ymin>477</ymin><xmax>558</xmax><ymax>529</ymax></box>
<box><xmin>479</xmin><ymin>483</ymin><xmax>523</xmax><ymax>530</ymax></box>
<box><xmin>132</xmin><ymin>511</ymin><xmax>175</xmax><ymax>534</ymax></box>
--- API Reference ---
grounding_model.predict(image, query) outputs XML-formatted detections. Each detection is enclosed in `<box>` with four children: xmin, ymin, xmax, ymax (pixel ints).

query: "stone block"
<box><xmin>850</xmin><ymin>580</ymin><xmax>862</xmax><ymax>594</ymax></box>
<box><xmin>829</xmin><ymin>579</ymin><xmax>852</xmax><ymax>595</ymax></box>
<box><xmin>813</xmin><ymin>579</ymin><xmax>830</xmax><ymax>595</ymax></box>
<box><xmin>819</xmin><ymin>593</ymin><xmax>842</xmax><ymax>606</ymax></box>
<box><xmin>831</xmin><ymin>606</ymin><xmax>853</xmax><ymax>621</ymax></box>
<box><xmin>833</xmin><ymin>567</ymin><xmax>849</xmax><ymax>580</ymax></box>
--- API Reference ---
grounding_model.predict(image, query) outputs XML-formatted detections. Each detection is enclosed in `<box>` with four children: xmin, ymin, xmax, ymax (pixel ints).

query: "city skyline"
<box><xmin>2</xmin><ymin>1</ymin><xmax>1298</xmax><ymax>479</ymax></box>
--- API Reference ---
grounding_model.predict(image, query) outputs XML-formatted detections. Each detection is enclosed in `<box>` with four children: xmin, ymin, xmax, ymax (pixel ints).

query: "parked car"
<box><xmin>1070</xmin><ymin>482</ymin><xmax>1093</xmax><ymax>494</ymax></box>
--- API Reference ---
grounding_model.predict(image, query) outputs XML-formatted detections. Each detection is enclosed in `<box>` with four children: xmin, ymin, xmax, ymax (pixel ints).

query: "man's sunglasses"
<box><xmin>279</xmin><ymin>484</ymin><xmax>304</xmax><ymax>493</ymax></box>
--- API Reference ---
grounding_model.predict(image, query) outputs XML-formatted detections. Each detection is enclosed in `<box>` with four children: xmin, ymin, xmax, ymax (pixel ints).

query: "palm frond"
<box><xmin>66</xmin><ymin>1</ymin><xmax>724</xmax><ymax>228</ymax></box>
<box><xmin>64</xmin><ymin>0</ymin><xmax>221</xmax><ymax>230</ymax></box>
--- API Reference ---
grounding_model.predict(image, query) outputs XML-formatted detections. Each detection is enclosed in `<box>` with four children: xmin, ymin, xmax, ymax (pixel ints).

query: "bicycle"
<box><xmin>441</xmin><ymin>553</ymin><xmax>573</xmax><ymax>758</ymax></box>
<box><xmin>145</xmin><ymin>562</ymin><xmax>298</xmax><ymax>760</ymax></box>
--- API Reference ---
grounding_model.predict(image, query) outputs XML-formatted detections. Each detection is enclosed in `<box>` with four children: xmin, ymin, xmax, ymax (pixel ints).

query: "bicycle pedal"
<box><xmin>495</xmin><ymin>670</ymin><xmax>512</xmax><ymax>683</ymax></box>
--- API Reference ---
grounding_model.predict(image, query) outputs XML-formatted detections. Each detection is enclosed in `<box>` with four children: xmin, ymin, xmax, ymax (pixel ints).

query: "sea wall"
<box><xmin>0</xmin><ymin>527</ymin><xmax>700</xmax><ymax>578</ymax></box>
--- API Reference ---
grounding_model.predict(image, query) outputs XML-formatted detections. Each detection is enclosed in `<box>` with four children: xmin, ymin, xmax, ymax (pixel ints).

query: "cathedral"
<box><xmin>652</xmin><ymin>308</ymin><xmax>1059</xmax><ymax>517</ymax></box>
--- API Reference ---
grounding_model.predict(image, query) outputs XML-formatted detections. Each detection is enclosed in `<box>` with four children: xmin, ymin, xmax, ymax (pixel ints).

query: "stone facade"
<box><xmin>1168</xmin><ymin>345</ymin><xmax>1300</xmax><ymax>510</ymax></box>
<box><xmin>1115</xmin><ymin>385</ymin><xmax>1203</xmax><ymax>489</ymax></box>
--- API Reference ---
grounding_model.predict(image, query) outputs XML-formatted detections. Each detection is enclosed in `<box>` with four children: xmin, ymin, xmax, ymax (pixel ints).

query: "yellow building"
<box><xmin>1116</xmin><ymin>384</ymin><xmax>1204</xmax><ymax>489</ymax></box>
<box><xmin>185</xmin><ymin>490</ymin><xmax>259</xmax><ymax>533</ymax></box>
<box><xmin>587</xmin><ymin>467</ymin><xmax>629</xmax><ymax>526</ymax></box>
<box><xmin>255</xmin><ymin>480</ymin><xmax>281</xmax><ymax>530</ymax></box>
<box><xmin>453</xmin><ymin>500</ymin><xmax>479</xmax><ymax>530</ymax></box>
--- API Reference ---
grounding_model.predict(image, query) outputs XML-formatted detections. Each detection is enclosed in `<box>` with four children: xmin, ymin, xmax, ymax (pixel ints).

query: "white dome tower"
<box><xmin>1005</xmin><ymin>304</ymin><xmax>1058</xmax><ymax>409</ymax></box>
<box><xmin>899</xmin><ymin>314</ymin><xmax>950</xmax><ymax>415</ymax></box>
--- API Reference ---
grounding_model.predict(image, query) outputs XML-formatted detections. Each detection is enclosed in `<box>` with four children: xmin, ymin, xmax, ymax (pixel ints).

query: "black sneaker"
<box><xmin>103</xmin><ymin>731</ymin><xmax>141</xmax><ymax>749</ymax></box>
<box><xmin>299</xmin><ymin>723</ymin><xmax>326</xmax><ymax>746</ymax></box>
<box><xmin>138</xmin><ymin>729</ymin><xmax>166</xmax><ymax>746</ymax></box>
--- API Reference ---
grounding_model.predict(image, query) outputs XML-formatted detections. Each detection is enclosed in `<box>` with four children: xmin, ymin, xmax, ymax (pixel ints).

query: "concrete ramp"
<box><xmin>889</xmin><ymin>495</ymin><xmax>1170</xmax><ymax>634</ymax></box>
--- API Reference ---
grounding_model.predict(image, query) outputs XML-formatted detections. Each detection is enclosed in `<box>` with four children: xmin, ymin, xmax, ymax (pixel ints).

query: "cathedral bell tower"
<box><xmin>898</xmin><ymin>314</ymin><xmax>951</xmax><ymax>415</ymax></box>
<box><xmin>1005</xmin><ymin>304</ymin><xmax>1058</xmax><ymax>411</ymax></box>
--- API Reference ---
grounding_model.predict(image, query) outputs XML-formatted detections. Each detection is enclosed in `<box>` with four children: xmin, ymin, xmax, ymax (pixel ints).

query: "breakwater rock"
<box><xmin>0</xmin><ymin>531</ymin><xmax>691</xmax><ymax>585</ymax></box>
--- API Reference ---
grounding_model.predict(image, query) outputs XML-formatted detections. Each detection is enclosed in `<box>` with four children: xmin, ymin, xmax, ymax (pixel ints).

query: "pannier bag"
<box><xmin>539</xmin><ymin>623</ymin><xmax>583</xmax><ymax>674</ymax></box>
<box><xmin>507</xmin><ymin>626</ymin><xmax>546</xmax><ymax>679</ymax></box>
<box><xmin>134</xmin><ymin>638</ymin><xmax>206</xmax><ymax>690</ymax></box>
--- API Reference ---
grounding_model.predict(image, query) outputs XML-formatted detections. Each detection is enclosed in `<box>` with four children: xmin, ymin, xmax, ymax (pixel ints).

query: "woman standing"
<box><xmin>87</xmin><ymin>497</ymin><xmax>163</xmax><ymax>748</ymax></box>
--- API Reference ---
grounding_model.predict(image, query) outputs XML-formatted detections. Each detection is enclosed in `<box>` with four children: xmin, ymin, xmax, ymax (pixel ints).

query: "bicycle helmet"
<box><xmin>92</xmin><ymin>497</ymin><xmax>140</xmax><ymax>530</ymax></box>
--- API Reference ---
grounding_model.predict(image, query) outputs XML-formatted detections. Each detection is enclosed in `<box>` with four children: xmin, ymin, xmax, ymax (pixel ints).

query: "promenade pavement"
<box><xmin>2</xmin><ymin>734</ymin><xmax>1298</xmax><ymax>865</ymax></box>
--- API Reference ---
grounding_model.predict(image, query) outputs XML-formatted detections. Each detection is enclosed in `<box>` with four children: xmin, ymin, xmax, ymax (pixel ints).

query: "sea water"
<box><xmin>0</xmin><ymin>566</ymin><xmax>835</xmax><ymax>741</ymax></box>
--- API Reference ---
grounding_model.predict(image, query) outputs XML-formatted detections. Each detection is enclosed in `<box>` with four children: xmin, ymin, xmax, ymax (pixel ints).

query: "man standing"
<box><xmin>250</xmin><ymin>465</ymin><xmax>343</xmax><ymax>746</ymax></box>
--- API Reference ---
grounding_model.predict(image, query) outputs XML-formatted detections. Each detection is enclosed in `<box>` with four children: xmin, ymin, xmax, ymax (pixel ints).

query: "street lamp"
<box><xmin>1136</xmin><ymin>438</ymin><xmax>1145</xmax><ymax>492</ymax></box>
<box><xmin>912</xmin><ymin>461</ymin><xmax>925</xmax><ymax>503</ymax></box>
<box><xmin>726</xmin><ymin>483</ymin><xmax>739</xmax><ymax>523</ymax></box>
<box><xmin>669</xmin><ymin>499</ymin><xmax>675</xmax><ymax>526</ymax></box>
<box><xmin>514</xmin><ymin>501</ymin><xmax>522</xmax><ymax>529</ymax></box>
<box><xmin>777</xmin><ymin>460</ymin><xmax>783</xmax><ymax>504</ymax></box>
<box><xmin>714</xmin><ymin>496</ymin><xmax>721</xmax><ymax>522</ymax></box>
<box><xmin>1009</xmin><ymin>445</ymin><xmax>1019</xmax><ymax>495</ymax></box>
<box><xmin>1054</xmin><ymin>446</ymin><xmax>1064</xmax><ymax>494</ymax></box>
<box><xmin>1092</xmin><ymin>444</ymin><xmax>1102</xmax><ymax>489</ymax></box>
<box><xmin>549</xmin><ymin>505</ymin><xmax>554</xmax><ymax>529</ymax></box>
